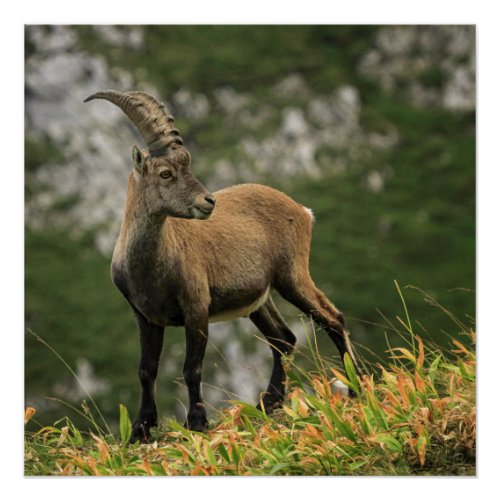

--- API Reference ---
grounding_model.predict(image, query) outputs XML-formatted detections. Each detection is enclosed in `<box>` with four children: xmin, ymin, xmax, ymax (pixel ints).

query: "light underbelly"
<box><xmin>208</xmin><ymin>286</ymin><xmax>270</xmax><ymax>323</ymax></box>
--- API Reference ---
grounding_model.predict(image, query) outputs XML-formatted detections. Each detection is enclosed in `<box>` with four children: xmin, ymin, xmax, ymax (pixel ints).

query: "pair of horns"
<box><xmin>84</xmin><ymin>90</ymin><xmax>183</xmax><ymax>157</ymax></box>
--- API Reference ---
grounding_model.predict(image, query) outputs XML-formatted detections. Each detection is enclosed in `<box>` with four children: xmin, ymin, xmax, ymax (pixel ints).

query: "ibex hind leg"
<box><xmin>276</xmin><ymin>276</ymin><xmax>360</xmax><ymax>396</ymax></box>
<box><xmin>249</xmin><ymin>297</ymin><xmax>296</xmax><ymax>413</ymax></box>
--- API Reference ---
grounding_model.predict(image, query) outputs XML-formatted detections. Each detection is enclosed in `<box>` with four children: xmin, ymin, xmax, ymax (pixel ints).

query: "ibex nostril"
<box><xmin>205</xmin><ymin>195</ymin><xmax>216</xmax><ymax>206</ymax></box>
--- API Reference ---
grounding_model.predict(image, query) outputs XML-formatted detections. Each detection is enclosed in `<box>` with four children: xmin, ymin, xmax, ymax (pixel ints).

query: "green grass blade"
<box><xmin>394</xmin><ymin>280</ymin><xmax>416</xmax><ymax>355</ymax></box>
<box><xmin>119</xmin><ymin>404</ymin><xmax>132</xmax><ymax>444</ymax></box>
<box><xmin>344</xmin><ymin>352</ymin><xmax>360</xmax><ymax>395</ymax></box>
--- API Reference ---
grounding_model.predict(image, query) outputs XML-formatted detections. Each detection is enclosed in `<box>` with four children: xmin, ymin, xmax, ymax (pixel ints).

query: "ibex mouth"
<box><xmin>192</xmin><ymin>205</ymin><xmax>214</xmax><ymax>220</ymax></box>
<box><xmin>192</xmin><ymin>193</ymin><xmax>216</xmax><ymax>220</ymax></box>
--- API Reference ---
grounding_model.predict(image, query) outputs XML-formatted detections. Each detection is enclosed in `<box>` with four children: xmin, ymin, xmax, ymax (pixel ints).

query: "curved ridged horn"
<box><xmin>84</xmin><ymin>90</ymin><xmax>183</xmax><ymax>157</ymax></box>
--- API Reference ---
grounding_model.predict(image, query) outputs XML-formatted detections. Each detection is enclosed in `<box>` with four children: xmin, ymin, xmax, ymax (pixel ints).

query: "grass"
<box><xmin>24</xmin><ymin>294</ymin><xmax>476</xmax><ymax>476</ymax></box>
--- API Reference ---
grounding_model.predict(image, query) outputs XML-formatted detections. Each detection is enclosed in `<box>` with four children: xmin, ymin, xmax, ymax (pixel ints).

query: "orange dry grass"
<box><xmin>25</xmin><ymin>331</ymin><xmax>475</xmax><ymax>476</ymax></box>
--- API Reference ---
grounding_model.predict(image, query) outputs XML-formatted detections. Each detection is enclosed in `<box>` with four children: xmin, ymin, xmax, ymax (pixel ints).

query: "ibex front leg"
<box><xmin>183</xmin><ymin>311</ymin><xmax>209</xmax><ymax>432</ymax></box>
<box><xmin>131</xmin><ymin>310</ymin><xmax>164</xmax><ymax>443</ymax></box>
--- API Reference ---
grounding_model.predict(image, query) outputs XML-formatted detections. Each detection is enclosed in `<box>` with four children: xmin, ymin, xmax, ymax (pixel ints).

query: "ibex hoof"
<box><xmin>256</xmin><ymin>395</ymin><xmax>283</xmax><ymax>414</ymax></box>
<box><xmin>130</xmin><ymin>421</ymin><xmax>154</xmax><ymax>444</ymax></box>
<box><xmin>185</xmin><ymin>410</ymin><xmax>208</xmax><ymax>433</ymax></box>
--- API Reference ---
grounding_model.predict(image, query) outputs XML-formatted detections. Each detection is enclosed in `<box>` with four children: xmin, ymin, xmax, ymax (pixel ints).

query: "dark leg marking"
<box><xmin>183</xmin><ymin>311</ymin><xmax>209</xmax><ymax>432</ymax></box>
<box><xmin>130</xmin><ymin>310</ymin><xmax>165</xmax><ymax>443</ymax></box>
<box><xmin>250</xmin><ymin>296</ymin><xmax>297</xmax><ymax>412</ymax></box>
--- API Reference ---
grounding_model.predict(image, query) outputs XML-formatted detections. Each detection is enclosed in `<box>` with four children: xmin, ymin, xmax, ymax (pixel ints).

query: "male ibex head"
<box><xmin>84</xmin><ymin>90</ymin><xmax>215</xmax><ymax>220</ymax></box>
<box><xmin>85</xmin><ymin>89</ymin><xmax>360</xmax><ymax>444</ymax></box>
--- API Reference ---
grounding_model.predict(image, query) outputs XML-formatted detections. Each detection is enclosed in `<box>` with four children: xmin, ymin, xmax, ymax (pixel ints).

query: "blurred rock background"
<box><xmin>25</xmin><ymin>25</ymin><xmax>475</xmax><ymax>429</ymax></box>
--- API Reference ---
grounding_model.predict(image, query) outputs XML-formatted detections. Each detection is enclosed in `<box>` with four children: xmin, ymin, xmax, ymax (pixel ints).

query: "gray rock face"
<box><xmin>25</xmin><ymin>26</ymin><xmax>144</xmax><ymax>254</ymax></box>
<box><xmin>359</xmin><ymin>25</ymin><xmax>475</xmax><ymax>111</ymax></box>
<box><xmin>232</xmin><ymin>82</ymin><xmax>394</xmax><ymax>181</ymax></box>
<box><xmin>92</xmin><ymin>25</ymin><xmax>144</xmax><ymax>49</ymax></box>
<box><xmin>173</xmin><ymin>88</ymin><xmax>210</xmax><ymax>122</ymax></box>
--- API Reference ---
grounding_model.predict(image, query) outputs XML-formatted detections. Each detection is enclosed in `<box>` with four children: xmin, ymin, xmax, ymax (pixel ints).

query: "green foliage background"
<box><xmin>25</xmin><ymin>25</ymin><xmax>475</xmax><ymax>430</ymax></box>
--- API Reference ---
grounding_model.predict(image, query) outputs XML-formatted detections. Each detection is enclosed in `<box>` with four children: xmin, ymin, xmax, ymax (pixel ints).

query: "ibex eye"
<box><xmin>160</xmin><ymin>171</ymin><xmax>172</xmax><ymax>179</ymax></box>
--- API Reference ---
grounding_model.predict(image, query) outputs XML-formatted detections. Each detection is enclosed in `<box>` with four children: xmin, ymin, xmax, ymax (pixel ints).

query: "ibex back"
<box><xmin>85</xmin><ymin>90</ymin><xmax>360</xmax><ymax>443</ymax></box>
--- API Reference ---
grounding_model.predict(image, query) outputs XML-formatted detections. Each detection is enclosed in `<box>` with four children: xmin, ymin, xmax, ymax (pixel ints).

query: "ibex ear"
<box><xmin>132</xmin><ymin>145</ymin><xmax>146</xmax><ymax>175</ymax></box>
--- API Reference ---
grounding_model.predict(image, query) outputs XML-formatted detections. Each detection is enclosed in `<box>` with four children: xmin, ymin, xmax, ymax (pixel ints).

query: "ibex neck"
<box><xmin>126</xmin><ymin>212</ymin><xmax>165</xmax><ymax>253</ymax></box>
<box><xmin>111</xmin><ymin>188</ymin><xmax>179</xmax><ymax>326</ymax></box>
<box><xmin>113</xmin><ymin>174</ymin><xmax>170</xmax><ymax>269</ymax></box>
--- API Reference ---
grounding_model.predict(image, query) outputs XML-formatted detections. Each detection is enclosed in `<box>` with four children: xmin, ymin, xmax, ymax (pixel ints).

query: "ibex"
<box><xmin>85</xmin><ymin>90</ymin><xmax>360</xmax><ymax>442</ymax></box>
